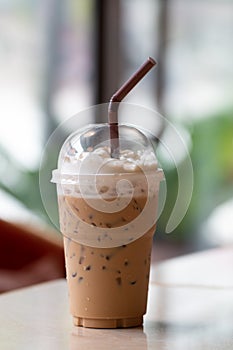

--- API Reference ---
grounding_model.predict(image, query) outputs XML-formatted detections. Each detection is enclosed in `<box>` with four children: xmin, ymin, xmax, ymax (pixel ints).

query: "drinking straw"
<box><xmin>108</xmin><ymin>57</ymin><xmax>156</xmax><ymax>158</ymax></box>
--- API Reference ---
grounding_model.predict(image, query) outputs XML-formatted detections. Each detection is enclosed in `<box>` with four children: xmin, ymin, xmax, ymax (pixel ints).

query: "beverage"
<box><xmin>63</xmin><ymin>228</ymin><xmax>154</xmax><ymax>328</ymax></box>
<box><xmin>52</xmin><ymin>124</ymin><xmax>163</xmax><ymax>328</ymax></box>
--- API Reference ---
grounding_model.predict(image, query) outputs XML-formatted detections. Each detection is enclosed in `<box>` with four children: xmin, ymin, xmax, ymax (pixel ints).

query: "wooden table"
<box><xmin>0</xmin><ymin>247</ymin><xmax>233</xmax><ymax>350</ymax></box>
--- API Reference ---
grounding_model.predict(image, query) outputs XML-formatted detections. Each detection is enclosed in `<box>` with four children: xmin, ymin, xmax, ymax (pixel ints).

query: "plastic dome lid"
<box><xmin>51</xmin><ymin>124</ymin><xmax>159</xmax><ymax>184</ymax></box>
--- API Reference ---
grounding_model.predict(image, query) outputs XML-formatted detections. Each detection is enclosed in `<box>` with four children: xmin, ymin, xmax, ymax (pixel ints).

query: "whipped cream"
<box><xmin>59</xmin><ymin>146</ymin><xmax>158</xmax><ymax>176</ymax></box>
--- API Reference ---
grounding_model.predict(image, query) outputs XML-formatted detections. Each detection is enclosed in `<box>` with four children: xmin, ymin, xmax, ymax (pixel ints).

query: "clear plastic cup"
<box><xmin>51</xmin><ymin>123</ymin><xmax>163</xmax><ymax>328</ymax></box>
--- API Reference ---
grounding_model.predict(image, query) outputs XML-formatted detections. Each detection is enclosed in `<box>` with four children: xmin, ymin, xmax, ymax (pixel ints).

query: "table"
<box><xmin>0</xmin><ymin>247</ymin><xmax>233</xmax><ymax>350</ymax></box>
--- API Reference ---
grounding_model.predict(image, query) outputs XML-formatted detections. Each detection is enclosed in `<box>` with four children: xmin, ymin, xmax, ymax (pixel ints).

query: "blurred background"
<box><xmin>0</xmin><ymin>0</ymin><xmax>233</xmax><ymax>292</ymax></box>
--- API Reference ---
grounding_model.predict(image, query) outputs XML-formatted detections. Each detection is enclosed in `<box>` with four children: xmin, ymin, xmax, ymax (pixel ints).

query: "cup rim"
<box><xmin>51</xmin><ymin>168</ymin><xmax>164</xmax><ymax>185</ymax></box>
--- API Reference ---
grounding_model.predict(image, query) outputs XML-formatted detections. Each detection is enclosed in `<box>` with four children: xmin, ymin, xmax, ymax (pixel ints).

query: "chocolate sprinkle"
<box><xmin>78</xmin><ymin>277</ymin><xmax>84</xmax><ymax>283</ymax></box>
<box><xmin>72</xmin><ymin>272</ymin><xmax>77</xmax><ymax>278</ymax></box>
<box><xmin>79</xmin><ymin>256</ymin><xmax>85</xmax><ymax>264</ymax></box>
<box><xmin>116</xmin><ymin>277</ymin><xmax>122</xmax><ymax>286</ymax></box>
<box><xmin>130</xmin><ymin>281</ymin><xmax>137</xmax><ymax>285</ymax></box>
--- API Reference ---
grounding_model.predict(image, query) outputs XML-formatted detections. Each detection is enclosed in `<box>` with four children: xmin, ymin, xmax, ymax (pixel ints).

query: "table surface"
<box><xmin>1</xmin><ymin>247</ymin><xmax>233</xmax><ymax>350</ymax></box>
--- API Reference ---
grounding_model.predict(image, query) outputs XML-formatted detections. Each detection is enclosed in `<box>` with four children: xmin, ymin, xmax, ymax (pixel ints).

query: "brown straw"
<box><xmin>108</xmin><ymin>57</ymin><xmax>156</xmax><ymax>158</ymax></box>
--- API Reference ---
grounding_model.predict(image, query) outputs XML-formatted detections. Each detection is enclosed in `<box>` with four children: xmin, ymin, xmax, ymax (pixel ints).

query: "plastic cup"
<box><xmin>51</xmin><ymin>123</ymin><xmax>163</xmax><ymax>328</ymax></box>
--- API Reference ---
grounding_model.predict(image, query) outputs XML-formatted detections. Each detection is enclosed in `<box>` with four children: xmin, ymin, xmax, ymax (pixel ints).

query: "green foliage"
<box><xmin>157</xmin><ymin>111</ymin><xmax>233</xmax><ymax>242</ymax></box>
<box><xmin>0</xmin><ymin>144</ymin><xmax>47</xmax><ymax>222</ymax></box>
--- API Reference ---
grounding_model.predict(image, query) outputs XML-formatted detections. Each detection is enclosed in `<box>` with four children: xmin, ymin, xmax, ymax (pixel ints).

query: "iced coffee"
<box><xmin>52</xmin><ymin>124</ymin><xmax>163</xmax><ymax>328</ymax></box>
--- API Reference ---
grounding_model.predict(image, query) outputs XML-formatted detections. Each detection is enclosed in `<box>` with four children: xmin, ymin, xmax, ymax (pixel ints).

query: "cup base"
<box><xmin>73</xmin><ymin>316</ymin><xmax>143</xmax><ymax>329</ymax></box>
